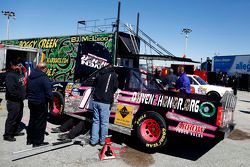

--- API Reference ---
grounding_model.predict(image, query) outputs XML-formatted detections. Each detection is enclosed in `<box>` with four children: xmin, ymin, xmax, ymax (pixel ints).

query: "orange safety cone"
<box><xmin>99</xmin><ymin>136</ymin><xmax>116</xmax><ymax>160</ymax></box>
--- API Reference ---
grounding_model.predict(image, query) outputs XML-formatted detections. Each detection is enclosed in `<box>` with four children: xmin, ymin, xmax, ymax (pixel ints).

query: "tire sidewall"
<box><xmin>134</xmin><ymin>111</ymin><xmax>167</xmax><ymax>149</ymax></box>
<box><xmin>207</xmin><ymin>91</ymin><xmax>221</xmax><ymax>101</ymax></box>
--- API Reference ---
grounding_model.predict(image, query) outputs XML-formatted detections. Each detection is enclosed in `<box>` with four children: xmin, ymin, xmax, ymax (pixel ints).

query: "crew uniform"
<box><xmin>176</xmin><ymin>66</ymin><xmax>191</xmax><ymax>94</ymax></box>
<box><xmin>51</xmin><ymin>117</ymin><xmax>87</xmax><ymax>140</ymax></box>
<box><xmin>90</xmin><ymin>66</ymin><xmax>118</xmax><ymax>146</ymax></box>
<box><xmin>27</xmin><ymin>67</ymin><xmax>53</xmax><ymax>147</ymax></box>
<box><xmin>3</xmin><ymin>68</ymin><xmax>26</xmax><ymax>141</ymax></box>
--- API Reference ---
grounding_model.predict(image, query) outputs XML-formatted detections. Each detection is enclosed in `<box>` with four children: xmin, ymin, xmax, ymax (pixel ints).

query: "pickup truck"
<box><xmin>187</xmin><ymin>74</ymin><xmax>234</xmax><ymax>101</ymax></box>
<box><xmin>51</xmin><ymin>66</ymin><xmax>236</xmax><ymax>150</ymax></box>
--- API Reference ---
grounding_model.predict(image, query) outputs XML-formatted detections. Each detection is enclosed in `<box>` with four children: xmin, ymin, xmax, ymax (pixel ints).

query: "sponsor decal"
<box><xmin>46</xmin><ymin>57</ymin><xmax>69</xmax><ymax>64</ymax></box>
<box><xmin>114</xmin><ymin>104</ymin><xmax>134</xmax><ymax>127</ymax></box>
<box><xmin>166</xmin><ymin>112</ymin><xmax>217</xmax><ymax>131</ymax></box>
<box><xmin>236</xmin><ymin>61</ymin><xmax>250</xmax><ymax>72</ymax></box>
<box><xmin>119</xmin><ymin>106</ymin><xmax>130</xmax><ymax>118</ymax></box>
<box><xmin>65</xmin><ymin>83</ymin><xmax>73</xmax><ymax>93</ymax></box>
<box><xmin>81</xmin><ymin>53</ymin><xmax>109</xmax><ymax>69</ymax></box>
<box><xmin>175</xmin><ymin>122</ymin><xmax>205</xmax><ymax>138</ymax></box>
<box><xmin>19</xmin><ymin>39</ymin><xmax>59</xmax><ymax>48</ymax></box>
<box><xmin>70</xmin><ymin>35</ymin><xmax>110</xmax><ymax>43</ymax></box>
<box><xmin>199</xmin><ymin>102</ymin><xmax>216</xmax><ymax>117</ymax></box>
<box><xmin>131</xmin><ymin>92</ymin><xmax>200</xmax><ymax>112</ymax></box>
<box><xmin>198</xmin><ymin>87</ymin><xmax>207</xmax><ymax>94</ymax></box>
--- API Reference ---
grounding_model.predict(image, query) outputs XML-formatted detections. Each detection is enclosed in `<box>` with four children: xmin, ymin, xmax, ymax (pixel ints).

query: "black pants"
<box><xmin>59</xmin><ymin>118</ymin><xmax>85</xmax><ymax>139</ymax></box>
<box><xmin>27</xmin><ymin>101</ymin><xmax>48</xmax><ymax>144</ymax></box>
<box><xmin>4</xmin><ymin>100</ymin><xmax>24</xmax><ymax>137</ymax></box>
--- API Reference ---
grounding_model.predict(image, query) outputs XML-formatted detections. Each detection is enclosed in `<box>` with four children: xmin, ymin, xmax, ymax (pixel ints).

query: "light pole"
<box><xmin>2</xmin><ymin>11</ymin><xmax>16</xmax><ymax>40</ymax></box>
<box><xmin>182</xmin><ymin>28</ymin><xmax>192</xmax><ymax>58</ymax></box>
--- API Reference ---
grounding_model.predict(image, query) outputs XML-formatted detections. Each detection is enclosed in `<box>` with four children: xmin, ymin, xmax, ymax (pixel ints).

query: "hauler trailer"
<box><xmin>0</xmin><ymin>44</ymin><xmax>40</xmax><ymax>91</ymax></box>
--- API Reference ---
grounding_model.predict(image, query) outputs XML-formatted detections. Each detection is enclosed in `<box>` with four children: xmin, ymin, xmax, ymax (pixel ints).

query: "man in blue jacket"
<box><xmin>90</xmin><ymin>65</ymin><xmax>118</xmax><ymax>146</ymax></box>
<box><xmin>27</xmin><ymin>62</ymin><xmax>53</xmax><ymax>147</ymax></box>
<box><xmin>176</xmin><ymin>66</ymin><xmax>191</xmax><ymax>94</ymax></box>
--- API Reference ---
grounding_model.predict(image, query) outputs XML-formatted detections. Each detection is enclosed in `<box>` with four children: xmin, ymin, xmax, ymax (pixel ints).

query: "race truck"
<box><xmin>51</xmin><ymin>66</ymin><xmax>236</xmax><ymax>150</ymax></box>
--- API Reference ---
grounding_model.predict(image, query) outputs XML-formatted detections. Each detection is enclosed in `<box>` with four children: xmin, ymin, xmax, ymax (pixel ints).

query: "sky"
<box><xmin>1</xmin><ymin>0</ymin><xmax>250</xmax><ymax>63</ymax></box>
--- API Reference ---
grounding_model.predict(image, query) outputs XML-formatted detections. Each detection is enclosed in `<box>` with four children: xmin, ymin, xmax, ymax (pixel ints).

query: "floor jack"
<box><xmin>12</xmin><ymin>135</ymin><xmax>90</xmax><ymax>161</ymax></box>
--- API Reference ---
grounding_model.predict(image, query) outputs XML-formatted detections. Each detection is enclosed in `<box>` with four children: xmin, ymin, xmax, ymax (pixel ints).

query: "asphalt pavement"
<box><xmin>0</xmin><ymin>90</ymin><xmax>249</xmax><ymax>167</ymax></box>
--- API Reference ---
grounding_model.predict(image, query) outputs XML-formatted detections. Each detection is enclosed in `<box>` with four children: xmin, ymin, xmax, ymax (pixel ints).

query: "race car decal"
<box><xmin>197</xmin><ymin>86</ymin><xmax>207</xmax><ymax>94</ymax></box>
<box><xmin>114</xmin><ymin>103</ymin><xmax>135</xmax><ymax>128</ymax></box>
<box><xmin>168</xmin><ymin>124</ymin><xmax>215</xmax><ymax>138</ymax></box>
<box><xmin>199</xmin><ymin>102</ymin><xmax>216</xmax><ymax>117</ymax></box>
<box><xmin>131</xmin><ymin>92</ymin><xmax>200</xmax><ymax>112</ymax></box>
<box><xmin>173</xmin><ymin>122</ymin><xmax>206</xmax><ymax>137</ymax></box>
<box><xmin>166</xmin><ymin>112</ymin><xmax>217</xmax><ymax>131</ymax></box>
<box><xmin>166</xmin><ymin>112</ymin><xmax>217</xmax><ymax>138</ymax></box>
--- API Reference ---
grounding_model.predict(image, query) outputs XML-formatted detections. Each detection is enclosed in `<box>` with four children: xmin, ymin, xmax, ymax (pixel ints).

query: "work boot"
<box><xmin>14</xmin><ymin>132</ymin><xmax>25</xmax><ymax>136</ymax></box>
<box><xmin>3</xmin><ymin>136</ymin><xmax>16</xmax><ymax>142</ymax></box>
<box><xmin>32</xmin><ymin>142</ymin><xmax>49</xmax><ymax>147</ymax></box>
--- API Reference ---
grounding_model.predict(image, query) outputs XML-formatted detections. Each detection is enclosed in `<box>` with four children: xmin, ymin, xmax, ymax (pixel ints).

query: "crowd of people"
<box><xmin>3</xmin><ymin>62</ymin><xmax>118</xmax><ymax>148</ymax></box>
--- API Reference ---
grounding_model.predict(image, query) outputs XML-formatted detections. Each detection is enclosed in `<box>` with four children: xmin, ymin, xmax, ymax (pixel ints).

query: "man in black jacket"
<box><xmin>3</xmin><ymin>61</ymin><xmax>26</xmax><ymax>142</ymax></box>
<box><xmin>27</xmin><ymin>62</ymin><xmax>53</xmax><ymax>147</ymax></box>
<box><xmin>162</xmin><ymin>68</ymin><xmax>178</xmax><ymax>91</ymax></box>
<box><xmin>90</xmin><ymin>65</ymin><xmax>118</xmax><ymax>146</ymax></box>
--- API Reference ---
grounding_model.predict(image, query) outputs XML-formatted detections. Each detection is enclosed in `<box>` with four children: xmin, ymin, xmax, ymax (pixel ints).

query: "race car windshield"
<box><xmin>194</xmin><ymin>76</ymin><xmax>208</xmax><ymax>85</ymax></box>
<box><xmin>125</xmin><ymin>69</ymin><xmax>162</xmax><ymax>93</ymax></box>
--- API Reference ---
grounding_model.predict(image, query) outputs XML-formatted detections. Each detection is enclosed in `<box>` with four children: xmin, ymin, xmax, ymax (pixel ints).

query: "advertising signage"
<box><xmin>1</xmin><ymin>33</ymin><xmax>113</xmax><ymax>81</ymax></box>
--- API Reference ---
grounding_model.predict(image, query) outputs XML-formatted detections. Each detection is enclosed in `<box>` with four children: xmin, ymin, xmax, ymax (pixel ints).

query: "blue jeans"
<box><xmin>90</xmin><ymin>101</ymin><xmax>110</xmax><ymax>145</ymax></box>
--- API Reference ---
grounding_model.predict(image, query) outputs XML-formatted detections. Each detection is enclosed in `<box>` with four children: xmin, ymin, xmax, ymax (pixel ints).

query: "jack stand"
<box><xmin>99</xmin><ymin>135</ymin><xmax>116</xmax><ymax>160</ymax></box>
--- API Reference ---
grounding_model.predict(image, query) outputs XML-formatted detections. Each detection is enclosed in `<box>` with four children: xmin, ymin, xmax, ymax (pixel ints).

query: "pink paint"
<box><xmin>153</xmin><ymin>94</ymin><xmax>159</xmax><ymax>106</ymax></box>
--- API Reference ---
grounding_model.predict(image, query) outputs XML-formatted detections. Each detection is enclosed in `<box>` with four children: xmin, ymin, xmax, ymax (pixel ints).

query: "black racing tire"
<box><xmin>134</xmin><ymin>111</ymin><xmax>167</xmax><ymax>149</ymax></box>
<box><xmin>207</xmin><ymin>91</ymin><xmax>221</xmax><ymax>101</ymax></box>
<box><xmin>50</xmin><ymin>91</ymin><xmax>64</xmax><ymax>116</ymax></box>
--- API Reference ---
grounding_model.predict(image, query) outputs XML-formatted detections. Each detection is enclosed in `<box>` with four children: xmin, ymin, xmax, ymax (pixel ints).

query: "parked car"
<box><xmin>51</xmin><ymin>66</ymin><xmax>236</xmax><ymax>150</ymax></box>
<box><xmin>187</xmin><ymin>74</ymin><xmax>233</xmax><ymax>101</ymax></box>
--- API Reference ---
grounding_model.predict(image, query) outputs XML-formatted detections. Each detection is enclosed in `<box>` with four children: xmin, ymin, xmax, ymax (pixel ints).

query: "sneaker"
<box><xmin>99</xmin><ymin>142</ymin><xmax>105</xmax><ymax>146</ymax></box>
<box><xmin>3</xmin><ymin>136</ymin><xmax>16</xmax><ymax>142</ymax></box>
<box><xmin>51</xmin><ymin>127</ymin><xmax>62</xmax><ymax>133</ymax></box>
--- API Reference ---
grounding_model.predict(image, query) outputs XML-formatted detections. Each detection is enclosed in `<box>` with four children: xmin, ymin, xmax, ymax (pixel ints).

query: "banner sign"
<box><xmin>213</xmin><ymin>55</ymin><xmax>250</xmax><ymax>75</ymax></box>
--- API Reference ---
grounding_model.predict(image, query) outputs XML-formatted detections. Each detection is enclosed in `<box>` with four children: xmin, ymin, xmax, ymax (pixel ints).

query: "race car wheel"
<box><xmin>50</xmin><ymin>91</ymin><xmax>64</xmax><ymax>116</ymax></box>
<box><xmin>207</xmin><ymin>91</ymin><xmax>221</xmax><ymax>101</ymax></box>
<box><xmin>134</xmin><ymin>111</ymin><xmax>167</xmax><ymax>149</ymax></box>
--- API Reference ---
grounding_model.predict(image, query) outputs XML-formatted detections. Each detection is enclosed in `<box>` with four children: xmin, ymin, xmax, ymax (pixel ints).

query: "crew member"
<box><xmin>163</xmin><ymin>68</ymin><xmax>178</xmax><ymax>91</ymax></box>
<box><xmin>176</xmin><ymin>66</ymin><xmax>191</xmax><ymax>93</ymax></box>
<box><xmin>27</xmin><ymin>62</ymin><xmax>53</xmax><ymax>147</ymax></box>
<box><xmin>3</xmin><ymin>61</ymin><xmax>26</xmax><ymax>142</ymax></box>
<box><xmin>90</xmin><ymin>65</ymin><xmax>118</xmax><ymax>146</ymax></box>
<box><xmin>51</xmin><ymin>117</ymin><xmax>87</xmax><ymax>141</ymax></box>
